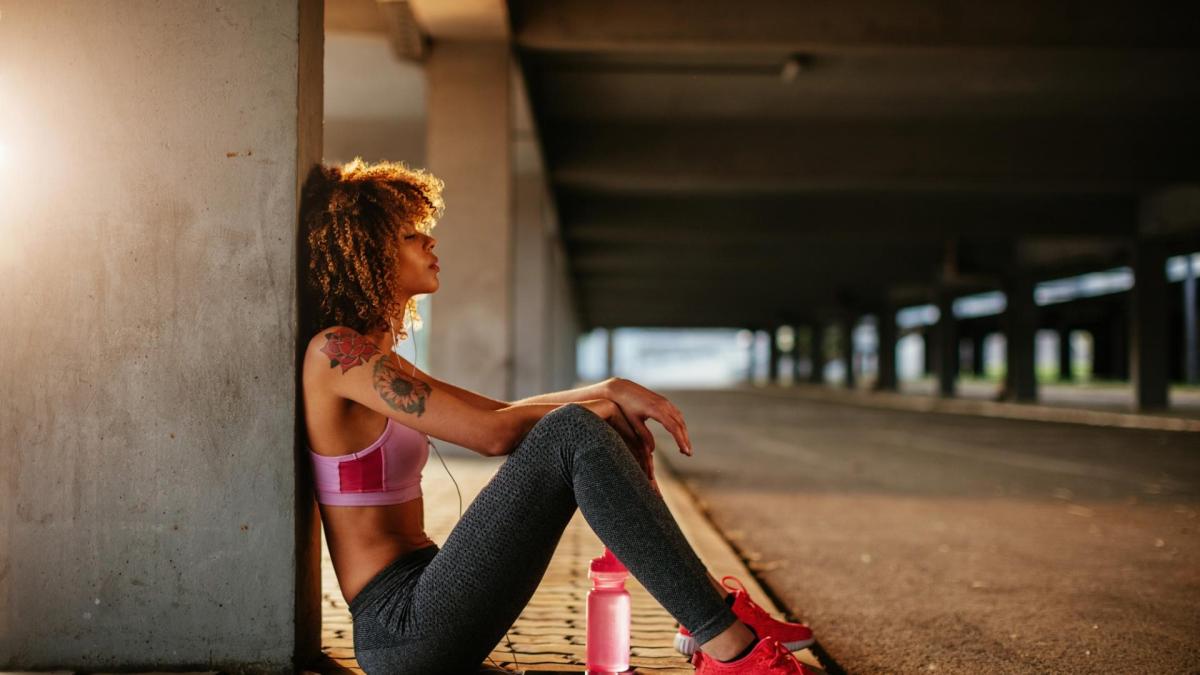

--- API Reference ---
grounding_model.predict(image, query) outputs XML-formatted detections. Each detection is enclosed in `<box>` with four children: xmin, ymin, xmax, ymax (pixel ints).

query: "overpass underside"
<box><xmin>507</xmin><ymin>0</ymin><xmax>1200</xmax><ymax>411</ymax></box>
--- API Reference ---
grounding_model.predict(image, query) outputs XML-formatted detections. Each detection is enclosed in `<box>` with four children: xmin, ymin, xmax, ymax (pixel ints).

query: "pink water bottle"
<box><xmin>586</xmin><ymin>548</ymin><xmax>632</xmax><ymax>674</ymax></box>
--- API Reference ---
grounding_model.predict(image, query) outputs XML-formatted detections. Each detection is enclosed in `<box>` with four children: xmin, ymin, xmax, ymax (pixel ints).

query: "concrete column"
<box><xmin>922</xmin><ymin>330</ymin><xmax>935</xmax><ymax>376</ymax></box>
<box><xmin>1058</xmin><ymin>323</ymin><xmax>1074</xmax><ymax>382</ymax></box>
<box><xmin>972</xmin><ymin>333</ymin><xmax>988</xmax><ymax>376</ymax></box>
<box><xmin>1003</xmin><ymin>272</ymin><xmax>1038</xmax><ymax>402</ymax></box>
<box><xmin>604</xmin><ymin>328</ymin><xmax>616</xmax><ymax>378</ymax></box>
<box><xmin>548</xmin><ymin>239</ymin><xmax>580</xmax><ymax>390</ymax></box>
<box><xmin>426</xmin><ymin>42</ymin><xmax>513</xmax><ymax>398</ymax></box>
<box><xmin>513</xmin><ymin>94</ymin><xmax>552</xmax><ymax>399</ymax></box>
<box><xmin>809</xmin><ymin>323</ymin><xmax>826</xmax><ymax>384</ymax></box>
<box><xmin>874</xmin><ymin>307</ymin><xmax>898</xmax><ymax>391</ymax></box>
<box><xmin>841</xmin><ymin>316</ymin><xmax>857</xmax><ymax>389</ymax></box>
<box><xmin>0</xmin><ymin>1</ymin><xmax>322</xmax><ymax>669</ymax></box>
<box><xmin>1131</xmin><ymin>240</ymin><xmax>1169</xmax><ymax>409</ymax></box>
<box><xmin>934</xmin><ymin>291</ymin><xmax>958</xmax><ymax>397</ymax></box>
<box><xmin>768</xmin><ymin>325</ymin><xmax>782</xmax><ymax>383</ymax></box>
<box><xmin>1185</xmin><ymin>254</ymin><xmax>1198</xmax><ymax>384</ymax></box>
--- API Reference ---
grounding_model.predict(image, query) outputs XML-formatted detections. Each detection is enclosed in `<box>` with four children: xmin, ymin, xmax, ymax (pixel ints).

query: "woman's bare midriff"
<box><xmin>321</xmin><ymin>497</ymin><xmax>436</xmax><ymax>605</ymax></box>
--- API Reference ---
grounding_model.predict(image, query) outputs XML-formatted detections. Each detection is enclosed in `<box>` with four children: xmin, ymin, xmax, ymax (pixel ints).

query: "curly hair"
<box><xmin>300</xmin><ymin>157</ymin><xmax>445</xmax><ymax>337</ymax></box>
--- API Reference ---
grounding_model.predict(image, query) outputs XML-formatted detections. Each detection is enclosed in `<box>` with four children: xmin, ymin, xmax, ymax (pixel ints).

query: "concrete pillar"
<box><xmin>1003</xmin><ymin>272</ymin><xmax>1038</xmax><ymax>402</ymax></box>
<box><xmin>972</xmin><ymin>333</ymin><xmax>988</xmax><ymax>377</ymax></box>
<box><xmin>768</xmin><ymin>325</ymin><xmax>782</xmax><ymax>383</ymax></box>
<box><xmin>792</xmin><ymin>325</ymin><xmax>807</xmax><ymax>382</ymax></box>
<box><xmin>841</xmin><ymin>316</ymin><xmax>857</xmax><ymax>389</ymax></box>
<box><xmin>934</xmin><ymin>291</ymin><xmax>958</xmax><ymax>397</ymax></box>
<box><xmin>0</xmin><ymin>1</ymin><xmax>322</xmax><ymax>669</ymax></box>
<box><xmin>1091</xmin><ymin>314</ymin><xmax>1127</xmax><ymax>381</ymax></box>
<box><xmin>426</xmin><ymin>42</ymin><xmax>513</xmax><ymax>398</ymax></box>
<box><xmin>874</xmin><ymin>307</ymin><xmax>898</xmax><ymax>391</ymax></box>
<box><xmin>922</xmin><ymin>330</ymin><xmax>935</xmax><ymax>376</ymax></box>
<box><xmin>604</xmin><ymin>328</ymin><xmax>616</xmax><ymax>378</ymax></box>
<box><xmin>1131</xmin><ymin>240</ymin><xmax>1169</xmax><ymax>409</ymax></box>
<box><xmin>1058</xmin><ymin>323</ymin><xmax>1074</xmax><ymax>382</ymax></box>
<box><xmin>809</xmin><ymin>323</ymin><xmax>826</xmax><ymax>384</ymax></box>
<box><xmin>549</xmin><ymin>239</ymin><xmax>580</xmax><ymax>390</ymax></box>
<box><xmin>513</xmin><ymin>81</ymin><xmax>553</xmax><ymax>399</ymax></box>
<box><xmin>1185</xmin><ymin>254</ymin><xmax>1198</xmax><ymax>384</ymax></box>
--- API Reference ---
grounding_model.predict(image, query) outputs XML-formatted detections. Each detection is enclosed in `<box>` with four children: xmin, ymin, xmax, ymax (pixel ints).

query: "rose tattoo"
<box><xmin>320</xmin><ymin>331</ymin><xmax>381</xmax><ymax>373</ymax></box>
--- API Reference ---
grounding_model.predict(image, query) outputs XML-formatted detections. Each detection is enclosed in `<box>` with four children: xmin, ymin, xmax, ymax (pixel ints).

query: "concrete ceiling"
<box><xmin>509</xmin><ymin>0</ymin><xmax>1200</xmax><ymax>328</ymax></box>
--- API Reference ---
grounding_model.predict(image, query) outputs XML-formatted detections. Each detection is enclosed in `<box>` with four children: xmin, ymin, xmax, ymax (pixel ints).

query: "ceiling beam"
<box><xmin>559</xmin><ymin>192</ymin><xmax>1138</xmax><ymax>243</ymax></box>
<box><xmin>407</xmin><ymin>0</ymin><xmax>509</xmax><ymax>40</ymax></box>
<box><xmin>512</xmin><ymin>0</ymin><xmax>1200</xmax><ymax>53</ymax></box>
<box><xmin>546</xmin><ymin>119</ymin><xmax>1200</xmax><ymax>194</ymax></box>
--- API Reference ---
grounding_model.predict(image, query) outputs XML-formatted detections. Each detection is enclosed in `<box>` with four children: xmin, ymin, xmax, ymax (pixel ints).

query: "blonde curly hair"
<box><xmin>300</xmin><ymin>157</ymin><xmax>444</xmax><ymax>337</ymax></box>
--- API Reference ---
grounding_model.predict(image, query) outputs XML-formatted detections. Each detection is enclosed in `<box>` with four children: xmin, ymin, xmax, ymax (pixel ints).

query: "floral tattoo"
<box><xmin>373</xmin><ymin>357</ymin><xmax>431</xmax><ymax>416</ymax></box>
<box><xmin>320</xmin><ymin>331</ymin><xmax>381</xmax><ymax>373</ymax></box>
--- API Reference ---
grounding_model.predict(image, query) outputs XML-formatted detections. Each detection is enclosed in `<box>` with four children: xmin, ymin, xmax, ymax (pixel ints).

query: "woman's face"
<box><xmin>391</xmin><ymin>222</ymin><xmax>439</xmax><ymax>295</ymax></box>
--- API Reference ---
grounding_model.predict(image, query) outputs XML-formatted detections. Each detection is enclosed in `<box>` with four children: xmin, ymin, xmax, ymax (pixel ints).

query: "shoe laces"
<box><xmin>722</xmin><ymin>576</ymin><xmax>771</xmax><ymax>623</ymax></box>
<box><xmin>767</xmin><ymin>638</ymin><xmax>809</xmax><ymax>672</ymax></box>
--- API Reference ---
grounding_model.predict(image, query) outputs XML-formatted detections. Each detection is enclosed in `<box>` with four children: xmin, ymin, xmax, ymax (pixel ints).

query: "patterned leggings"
<box><xmin>348</xmin><ymin>402</ymin><xmax>737</xmax><ymax>674</ymax></box>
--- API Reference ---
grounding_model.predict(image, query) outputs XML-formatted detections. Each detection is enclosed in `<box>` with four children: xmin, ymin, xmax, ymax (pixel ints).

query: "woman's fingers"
<box><xmin>633</xmin><ymin>417</ymin><xmax>656</xmax><ymax>453</ymax></box>
<box><xmin>657</xmin><ymin>411</ymin><xmax>693</xmax><ymax>456</ymax></box>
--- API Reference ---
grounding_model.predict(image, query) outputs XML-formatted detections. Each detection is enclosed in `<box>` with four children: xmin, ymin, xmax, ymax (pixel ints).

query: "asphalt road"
<box><xmin>655</xmin><ymin>389</ymin><xmax>1200</xmax><ymax>674</ymax></box>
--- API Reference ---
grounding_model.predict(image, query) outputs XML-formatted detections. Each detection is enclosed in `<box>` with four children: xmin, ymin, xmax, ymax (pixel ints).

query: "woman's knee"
<box><xmin>513</xmin><ymin>403</ymin><xmax>619</xmax><ymax>462</ymax></box>
<box><xmin>532</xmin><ymin>402</ymin><xmax>610</xmax><ymax>439</ymax></box>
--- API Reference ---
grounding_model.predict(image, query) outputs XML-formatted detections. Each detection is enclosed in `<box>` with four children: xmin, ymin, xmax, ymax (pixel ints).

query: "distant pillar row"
<box><xmin>1058</xmin><ymin>322</ymin><xmax>1073</xmax><ymax>382</ymax></box>
<box><xmin>934</xmin><ymin>290</ymin><xmax>958</xmax><ymax>398</ymax></box>
<box><xmin>875</xmin><ymin>306</ymin><xmax>898</xmax><ymax>391</ymax></box>
<box><xmin>1003</xmin><ymin>271</ymin><xmax>1038</xmax><ymax>402</ymax></box>
<box><xmin>1131</xmin><ymin>239</ymin><xmax>1169</xmax><ymax>410</ymax></box>
<box><xmin>768</xmin><ymin>325</ymin><xmax>782</xmax><ymax>383</ymax></box>
<box><xmin>841</xmin><ymin>315</ymin><xmax>856</xmax><ymax>389</ymax></box>
<box><xmin>809</xmin><ymin>322</ymin><xmax>825</xmax><ymax>384</ymax></box>
<box><xmin>1186</xmin><ymin>253</ymin><xmax>1199</xmax><ymax>384</ymax></box>
<box><xmin>971</xmin><ymin>333</ymin><xmax>987</xmax><ymax>377</ymax></box>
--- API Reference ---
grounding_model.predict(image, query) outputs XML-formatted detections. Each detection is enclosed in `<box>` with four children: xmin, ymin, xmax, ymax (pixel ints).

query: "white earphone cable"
<box><xmin>404</xmin><ymin>314</ymin><xmax>522</xmax><ymax>673</ymax></box>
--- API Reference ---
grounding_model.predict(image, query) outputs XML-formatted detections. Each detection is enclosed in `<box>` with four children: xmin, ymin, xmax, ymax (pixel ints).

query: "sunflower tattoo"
<box><xmin>372</xmin><ymin>357</ymin><xmax>431</xmax><ymax>416</ymax></box>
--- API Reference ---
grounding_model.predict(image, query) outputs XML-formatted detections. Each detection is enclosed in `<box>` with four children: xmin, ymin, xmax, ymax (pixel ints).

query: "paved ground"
<box><xmin>310</xmin><ymin>446</ymin><xmax>822</xmax><ymax>674</ymax></box>
<box><xmin>656</xmin><ymin>388</ymin><xmax>1200</xmax><ymax>674</ymax></box>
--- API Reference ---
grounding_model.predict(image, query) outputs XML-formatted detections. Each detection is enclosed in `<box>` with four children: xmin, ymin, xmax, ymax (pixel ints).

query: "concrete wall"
<box><xmin>0</xmin><ymin>1</ymin><xmax>322</xmax><ymax>670</ymax></box>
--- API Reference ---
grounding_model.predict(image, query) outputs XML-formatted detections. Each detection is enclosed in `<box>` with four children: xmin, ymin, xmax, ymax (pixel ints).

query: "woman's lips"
<box><xmin>430</xmin><ymin>263</ymin><xmax>440</xmax><ymax>271</ymax></box>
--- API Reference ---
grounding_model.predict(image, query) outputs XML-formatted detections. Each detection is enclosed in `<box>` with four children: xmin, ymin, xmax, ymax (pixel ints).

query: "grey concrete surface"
<box><xmin>425</xmin><ymin>41</ymin><xmax>515</xmax><ymax>400</ymax></box>
<box><xmin>657</xmin><ymin>389</ymin><xmax>1200</xmax><ymax>674</ymax></box>
<box><xmin>0</xmin><ymin>1</ymin><xmax>322</xmax><ymax>670</ymax></box>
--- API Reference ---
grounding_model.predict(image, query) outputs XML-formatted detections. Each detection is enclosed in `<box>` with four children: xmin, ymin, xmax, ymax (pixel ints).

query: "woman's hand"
<box><xmin>576</xmin><ymin>399</ymin><xmax>662</xmax><ymax>496</ymax></box>
<box><xmin>602</xmin><ymin>378</ymin><xmax>693</xmax><ymax>458</ymax></box>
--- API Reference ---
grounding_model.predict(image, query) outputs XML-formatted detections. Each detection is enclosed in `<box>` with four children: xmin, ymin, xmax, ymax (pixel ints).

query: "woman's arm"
<box><xmin>414</xmin><ymin>365</ymin><xmax>690</xmax><ymax>460</ymax></box>
<box><xmin>309</xmin><ymin>330</ymin><xmax>642</xmax><ymax>457</ymax></box>
<box><xmin>394</xmin><ymin>363</ymin><xmax>616</xmax><ymax>412</ymax></box>
<box><xmin>308</xmin><ymin>329</ymin><xmax>553</xmax><ymax>456</ymax></box>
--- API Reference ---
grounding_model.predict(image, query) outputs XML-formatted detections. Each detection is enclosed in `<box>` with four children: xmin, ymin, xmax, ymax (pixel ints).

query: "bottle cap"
<box><xmin>589</xmin><ymin>548</ymin><xmax>628</xmax><ymax>576</ymax></box>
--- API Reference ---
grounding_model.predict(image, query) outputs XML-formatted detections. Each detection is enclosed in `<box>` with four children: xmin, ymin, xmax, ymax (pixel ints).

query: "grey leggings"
<box><xmin>347</xmin><ymin>403</ymin><xmax>738</xmax><ymax>674</ymax></box>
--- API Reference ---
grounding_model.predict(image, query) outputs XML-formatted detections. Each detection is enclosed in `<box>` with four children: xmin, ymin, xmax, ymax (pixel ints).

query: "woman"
<box><xmin>300</xmin><ymin>158</ymin><xmax>816</xmax><ymax>674</ymax></box>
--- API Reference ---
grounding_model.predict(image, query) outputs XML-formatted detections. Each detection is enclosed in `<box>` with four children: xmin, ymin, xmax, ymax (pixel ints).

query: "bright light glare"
<box><xmin>0</xmin><ymin>140</ymin><xmax>9</xmax><ymax>169</ymax></box>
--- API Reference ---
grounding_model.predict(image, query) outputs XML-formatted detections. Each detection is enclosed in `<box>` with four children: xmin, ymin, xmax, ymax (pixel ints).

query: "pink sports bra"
<box><xmin>309</xmin><ymin>418</ymin><xmax>430</xmax><ymax>506</ymax></box>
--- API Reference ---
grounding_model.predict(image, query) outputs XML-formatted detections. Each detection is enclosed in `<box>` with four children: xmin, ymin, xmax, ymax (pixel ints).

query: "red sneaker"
<box><xmin>691</xmin><ymin>635</ymin><xmax>818</xmax><ymax>674</ymax></box>
<box><xmin>675</xmin><ymin>576</ymin><xmax>815</xmax><ymax>656</ymax></box>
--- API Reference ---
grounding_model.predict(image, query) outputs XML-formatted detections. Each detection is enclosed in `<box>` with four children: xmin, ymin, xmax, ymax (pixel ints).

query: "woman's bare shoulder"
<box><xmin>304</xmin><ymin>326</ymin><xmax>383</xmax><ymax>380</ymax></box>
